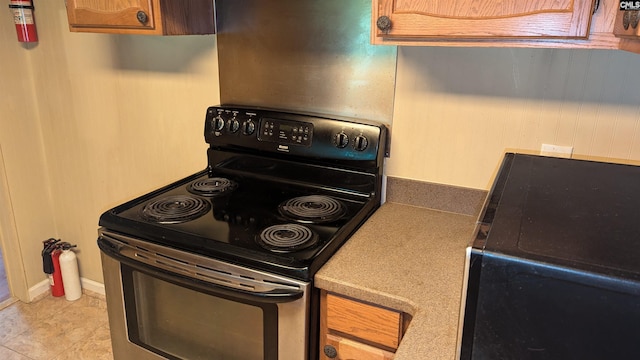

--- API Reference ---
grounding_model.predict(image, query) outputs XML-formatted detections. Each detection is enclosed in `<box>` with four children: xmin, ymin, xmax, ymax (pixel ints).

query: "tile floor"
<box><xmin>0</xmin><ymin>293</ymin><xmax>113</xmax><ymax>360</ymax></box>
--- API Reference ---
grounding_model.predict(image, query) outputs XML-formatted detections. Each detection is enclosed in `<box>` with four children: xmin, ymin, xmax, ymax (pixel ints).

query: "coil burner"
<box><xmin>278</xmin><ymin>195</ymin><xmax>346</xmax><ymax>224</ymax></box>
<box><xmin>257</xmin><ymin>224</ymin><xmax>319</xmax><ymax>253</ymax></box>
<box><xmin>187</xmin><ymin>177</ymin><xmax>238</xmax><ymax>197</ymax></box>
<box><xmin>141</xmin><ymin>195</ymin><xmax>211</xmax><ymax>224</ymax></box>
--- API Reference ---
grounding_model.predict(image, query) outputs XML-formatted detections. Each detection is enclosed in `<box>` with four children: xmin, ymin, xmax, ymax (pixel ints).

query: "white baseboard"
<box><xmin>29</xmin><ymin>279</ymin><xmax>51</xmax><ymax>302</ymax></box>
<box><xmin>28</xmin><ymin>277</ymin><xmax>105</xmax><ymax>302</ymax></box>
<box><xmin>81</xmin><ymin>278</ymin><xmax>105</xmax><ymax>295</ymax></box>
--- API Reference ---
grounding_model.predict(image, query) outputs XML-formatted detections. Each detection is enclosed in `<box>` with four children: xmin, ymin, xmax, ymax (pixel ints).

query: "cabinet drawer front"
<box><xmin>326</xmin><ymin>293</ymin><xmax>401</xmax><ymax>349</ymax></box>
<box><xmin>325</xmin><ymin>334</ymin><xmax>395</xmax><ymax>360</ymax></box>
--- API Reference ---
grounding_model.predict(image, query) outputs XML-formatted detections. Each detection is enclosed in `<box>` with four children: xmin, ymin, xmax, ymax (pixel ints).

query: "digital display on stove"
<box><xmin>259</xmin><ymin>117</ymin><xmax>313</xmax><ymax>146</ymax></box>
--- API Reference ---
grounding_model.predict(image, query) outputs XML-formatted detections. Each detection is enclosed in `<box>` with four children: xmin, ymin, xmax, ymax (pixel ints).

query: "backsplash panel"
<box><xmin>215</xmin><ymin>0</ymin><xmax>397</xmax><ymax>124</ymax></box>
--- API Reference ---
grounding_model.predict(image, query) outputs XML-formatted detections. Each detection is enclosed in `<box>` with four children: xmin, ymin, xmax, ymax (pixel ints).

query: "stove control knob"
<box><xmin>205</xmin><ymin>116</ymin><xmax>216</xmax><ymax>134</ymax></box>
<box><xmin>242</xmin><ymin>120</ymin><xmax>256</xmax><ymax>135</ymax></box>
<box><xmin>228</xmin><ymin>117</ymin><xmax>240</xmax><ymax>133</ymax></box>
<box><xmin>213</xmin><ymin>115</ymin><xmax>225</xmax><ymax>132</ymax></box>
<box><xmin>353</xmin><ymin>135</ymin><xmax>369</xmax><ymax>151</ymax></box>
<box><xmin>333</xmin><ymin>132</ymin><xmax>349</xmax><ymax>148</ymax></box>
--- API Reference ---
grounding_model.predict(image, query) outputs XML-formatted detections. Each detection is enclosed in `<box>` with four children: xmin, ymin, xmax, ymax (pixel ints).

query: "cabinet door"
<box><xmin>326</xmin><ymin>292</ymin><xmax>402</xmax><ymax>349</ymax></box>
<box><xmin>320</xmin><ymin>291</ymin><xmax>410</xmax><ymax>359</ymax></box>
<box><xmin>614</xmin><ymin>9</ymin><xmax>640</xmax><ymax>39</ymax></box>
<box><xmin>373</xmin><ymin>0</ymin><xmax>596</xmax><ymax>42</ymax></box>
<box><xmin>324</xmin><ymin>334</ymin><xmax>395</xmax><ymax>360</ymax></box>
<box><xmin>66</xmin><ymin>0</ymin><xmax>156</xmax><ymax>30</ymax></box>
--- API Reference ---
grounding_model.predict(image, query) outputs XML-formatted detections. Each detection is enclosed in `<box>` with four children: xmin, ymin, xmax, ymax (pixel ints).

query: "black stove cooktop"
<box><xmin>99</xmin><ymin>106</ymin><xmax>388</xmax><ymax>281</ymax></box>
<box><xmin>99</xmin><ymin>170</ymin><xmax>374</xmax><ymax>279</ymax></box>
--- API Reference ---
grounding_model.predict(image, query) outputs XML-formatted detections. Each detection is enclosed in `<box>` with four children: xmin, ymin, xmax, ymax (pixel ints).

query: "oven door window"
<box><xmin>121</xmin><ymin>264</ymin><xmax>278</xmax><ymax>360</ymax></box>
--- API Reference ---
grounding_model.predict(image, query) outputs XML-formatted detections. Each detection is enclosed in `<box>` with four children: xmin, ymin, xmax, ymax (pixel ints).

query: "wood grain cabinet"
<box><xmin>371</xmin><ymin>0</ymin><xmax>640</xmax><ymax>53</ymax></box>
<box><xmin>372</xmin><ymin>0</ymin><xmax>596</xmax><ymax>42</ymax></box>
<box><xmin>319</xmin><ymin>291</ymin><xmax>411</xmax><ymax>360</ymax></box>
<box><xmin>614</xmin><ymin>7</ymin><xmax>640</xmax><ymax>39</ymax></box>
<box><xmin>65</xmin><ymin>0</ymin><xmax>215</xmax><ymax>35</ymax></box>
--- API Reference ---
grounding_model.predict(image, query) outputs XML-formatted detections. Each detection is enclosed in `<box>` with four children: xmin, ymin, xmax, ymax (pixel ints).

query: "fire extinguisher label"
<box><xmin>12</xmin><ymin>9</ymin><xmax>34</xmax><ymax>25</ymax></box>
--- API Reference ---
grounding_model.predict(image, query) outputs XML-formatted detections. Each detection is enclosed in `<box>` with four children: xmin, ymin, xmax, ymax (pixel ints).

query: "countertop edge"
<box><xmin>315</xmin><ymin>178</ymin><xmax>485</xmax><ymax>360</ymax></box>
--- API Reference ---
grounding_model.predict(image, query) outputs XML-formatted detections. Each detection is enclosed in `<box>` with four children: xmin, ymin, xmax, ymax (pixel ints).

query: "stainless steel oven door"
<box><xmin>98</xmin><ymin>229</ymin><xmax>310</xmax><ymax>360</ymax></box>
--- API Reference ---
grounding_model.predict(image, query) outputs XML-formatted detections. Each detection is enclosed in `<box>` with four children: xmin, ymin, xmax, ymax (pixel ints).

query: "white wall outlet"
<box><xmin>540</xmin><ymin>144</ymin><xmax>573</xmax><ymax>158</ymax></box>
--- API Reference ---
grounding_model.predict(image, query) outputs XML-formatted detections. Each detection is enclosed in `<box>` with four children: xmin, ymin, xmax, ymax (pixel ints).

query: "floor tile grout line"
<box><xmin>0</xmin><ymin>294</ymin><xmax>111</xmax><ymax>360</ymax></box>
<box><xmin>51</xmin><ymin>325</ymin><xmax>105</xmax><ymax>360</ymax></box>
<box><xmin>0</xmin><ymin>344</ymin><xmax>37</xmax><ymax>360</ymax></box>
<box><xmin>2</xmin><ymin>321</ymin><xmax>106</xmax><ymax>360</ymax></box>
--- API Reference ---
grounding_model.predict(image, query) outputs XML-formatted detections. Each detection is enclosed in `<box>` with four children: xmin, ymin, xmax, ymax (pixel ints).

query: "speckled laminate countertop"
<box><xmin>315</xmin><ymin>178</ymin><xmax>484</xmax><ymax>360</ymax></box>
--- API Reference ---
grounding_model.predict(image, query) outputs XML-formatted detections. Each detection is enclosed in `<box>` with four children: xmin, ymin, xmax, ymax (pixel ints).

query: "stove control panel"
<box><xmin>258</xmin><ymin>118</ymin><xmax>313</xmax><ymax>147</ymax></box>
<box><xmin>204</xmin><ymin>106</ymin><xmax>386</xmax><ymax>162</ymax></box>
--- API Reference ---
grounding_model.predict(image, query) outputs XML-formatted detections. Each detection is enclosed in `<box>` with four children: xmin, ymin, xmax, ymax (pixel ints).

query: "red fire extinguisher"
<box><xmin>9</xmin><ymin>0</ymin><xmax>38</xmax><ymax>43</ymax></box>
<box><xmin>42</xmin><ymin>238</ymin><xmax>64</xmax><ymax>297</ymax></box>
<box><xmin>50</xmin><ymin>249</ymin><xmax>65</xmax><ymax>297</ymax></box>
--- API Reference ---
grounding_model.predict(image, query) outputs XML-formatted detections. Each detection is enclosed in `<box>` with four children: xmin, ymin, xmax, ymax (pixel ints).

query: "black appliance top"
<box><xmin>99</xmin><ymin>106</ymin><xmax>388</xmax><ymax>281</ymax></box>
<box><xmin>475</xmin><ymin>153</ymin><xmax>640</xmax><ymax>281</ymax></box>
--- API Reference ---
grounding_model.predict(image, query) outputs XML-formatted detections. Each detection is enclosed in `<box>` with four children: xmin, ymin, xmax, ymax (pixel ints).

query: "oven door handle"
<box><xmin>97</xmin><ymin>236</ymin><xmax>305</xmax><ymax>304</ymax></box>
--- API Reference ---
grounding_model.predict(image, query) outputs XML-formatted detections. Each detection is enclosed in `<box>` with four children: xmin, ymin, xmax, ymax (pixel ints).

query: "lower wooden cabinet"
<box><xmin>325</xmin><ymin>334</ymin><xmax>394</xmax><ymax>360</ymax></box>
<box><xmin>319</xmin><ymin>291</ymin><xmax>411</xmax><ymax>360</ymax></box>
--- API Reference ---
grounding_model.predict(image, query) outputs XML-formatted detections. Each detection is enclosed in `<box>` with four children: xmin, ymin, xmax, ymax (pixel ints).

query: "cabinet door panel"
<box><xmin>374</xmin><ymin>0</ymin><xmax>595</xmax><ymax>40</ymax></box>
<box><xmin>393</xmin><ymin>0</ymin><xmax>574</xmax><ymax>18</ymax></box>
<box><xmin>326</xmin><ymin>293</ymin><xmax>401</xmax><ymax>349</ymax></box>
<box><xmin>66</xmin><ymin>0</ymin><xmax>154</xmax><ymax>29</ymax></box>
<box><xmin>325</xmin><ymin>334</ymin><xmax>395</xmax><ymax>360</ymax></box>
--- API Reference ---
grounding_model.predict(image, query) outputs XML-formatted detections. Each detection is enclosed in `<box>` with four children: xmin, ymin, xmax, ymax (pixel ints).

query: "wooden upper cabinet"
<box><xmin>372</xmin><ymin>0</ymin><xmax>597</xmax><ymax>43</ymax></box>
<box><xmin>65</xmin><ymin>0</ymin><xmax>215</xmax><ymax>35</ymax></box>
<box><xmin>614</xmin><ymin>8</ymin><xmax>640</xmax><ymax>39</ymax></box>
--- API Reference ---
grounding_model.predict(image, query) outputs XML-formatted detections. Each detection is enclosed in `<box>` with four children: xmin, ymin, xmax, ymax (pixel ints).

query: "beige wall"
<box><xmin>388</xmin><ymin>47</ymin><xmax>640</xmax><ymax>189</ymax></box>
<box><xmin>1</xmin><ymin>1</ymin><xmax>219</xmax><ymax>291</ymax></box>
<box><xmin>3</xmin><ymin>2</ymin><xmax>640</xmax><ymax>290</ymax></box>
<box><xmin>0</xmin><ymin>3</ymin><xmax>56</xmax><ymax>298</ymax></box>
